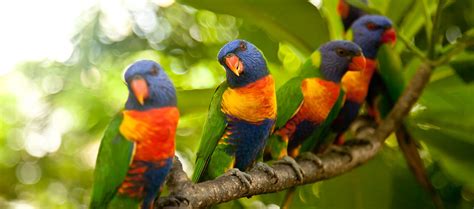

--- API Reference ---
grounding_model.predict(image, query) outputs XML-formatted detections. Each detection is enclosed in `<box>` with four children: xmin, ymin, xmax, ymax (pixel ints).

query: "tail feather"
<box><xmin>281</xmin><ymin>187</ymin><xmax>297</xmax><ymax>209</ymax></box>
<box><xmin>396</xmin><ymin>125</ymin><xmax>444</xmax><ymax>209</ymax></box>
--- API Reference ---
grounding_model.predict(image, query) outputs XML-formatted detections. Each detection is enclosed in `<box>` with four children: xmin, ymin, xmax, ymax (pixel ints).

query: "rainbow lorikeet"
<box><xmin>89</xmin><ymin>60</ymin><xmax>179</xmax><ymax>209</ymax></box>
<box><xmin>264</xmin><ymin>40</ymin><xmax>365</xmax><ymax>209</ymax></box>
<box><xmin>338</xmin><ymin>0</ymin><xmax>367</xmax><ymax>31</ymax></box>
<box><xmin>331</xmin><ymin>15</ymin><xmax>396</xmax><ymax>145</ymax></box>
<box><xmin>265</xmin><ymin>40</ymin><xmax>365</xmax><ymax>162</ymax></box>
<box><xmin>347</xmin><ymin>16</ymin><xmax>444</xmax><ymax>207</ymax></box>
<box><xmin>192</xmin><ymin>40</ymin><xmax>277</xmax><ymax>186</ymax></box>
<box><xmin>335</xmin><ymin>11</ymin><xmax>442</xmax><ymax>207</ymax></box>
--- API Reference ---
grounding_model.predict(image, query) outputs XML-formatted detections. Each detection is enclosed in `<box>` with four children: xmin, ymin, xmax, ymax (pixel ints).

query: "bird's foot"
<box><xmin>274</xmin><ymin>156</ymin><xmax>304</xmax><ymax>183</ymax></box>
<box><xmin>297</xmin><ymin>152</ymin><xmax>323</xmax><ymax>168</ymax></box>
<box><xmin>225</xmin><ymin>168</ymin><xmax>252</xmax><ymax>191</ymax></box>
<box><xmin>328</xmin><ymin>145</ymin><xmax>353</xmax><ymax>162</ymax></box>
<box><xmin>251</xmin><ymin>162</ymin><xmax>278</xmax><ymax>183</ymax></box>
<box><xmin>160</xmin><ymin>195</ymin><xmax>190</xmax><ymax>209</ymax></box>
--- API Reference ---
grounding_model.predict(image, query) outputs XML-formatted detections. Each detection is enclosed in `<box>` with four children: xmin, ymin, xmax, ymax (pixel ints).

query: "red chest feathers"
<box><xmin>119</xmin><ymin>107</ymin><xmax>179</xmax><ymax>161</ymax></box>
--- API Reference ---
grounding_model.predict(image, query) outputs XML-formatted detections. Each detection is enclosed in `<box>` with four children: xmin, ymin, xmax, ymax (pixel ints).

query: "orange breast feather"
<box><xmin>221</xmin><ymin>75</ymin><xmax>277</xmax><ymax>123</ymax></box>
<box><xmin>342</xmin><ymin>58</ymin><xmax>377</xmax><ymax>103</ymax></box>
<box><xmin>119</xmin><ymin>107</ymin><xmax>179</xmax><ymax>161</ymax></box>
<box><xmin>299</xmin><ymin>78</ymin><xmax>341</xmax><ymax>124</ymax></box>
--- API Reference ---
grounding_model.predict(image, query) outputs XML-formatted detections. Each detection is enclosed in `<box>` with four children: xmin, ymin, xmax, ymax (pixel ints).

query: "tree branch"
<box><xmin>157</xmin><ymin>63</ymin><xmax>433</xmax><ymax>209</ymax></box>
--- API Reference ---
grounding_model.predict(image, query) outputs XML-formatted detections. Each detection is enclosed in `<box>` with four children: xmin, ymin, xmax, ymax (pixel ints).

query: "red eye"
<box><xmin>366</xmin><ymin>22</ymin><xmax>377</xmax><ymax>30</ymax></box>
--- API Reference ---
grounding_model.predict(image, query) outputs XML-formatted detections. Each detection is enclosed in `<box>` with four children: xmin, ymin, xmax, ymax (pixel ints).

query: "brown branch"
<box><xmin>157</xmin><ymin>64</ymin><xmax>432</xmax><ymax>209</ymax></box>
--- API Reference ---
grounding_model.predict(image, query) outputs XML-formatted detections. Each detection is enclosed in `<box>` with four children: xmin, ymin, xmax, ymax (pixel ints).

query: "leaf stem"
<box><xmin>398</xmin><ymin>34</ymin><xmax>428</xmax><ymax>62</ymax></box>
<box><xmin>428</xmin><ymin>0</ymin><xmax>446</xmax><ymax>60</ymax></box>
<box><xmin>421</xmin><ymin>0</ymin><xmax>433</xmax><ymax>43</ymax></box>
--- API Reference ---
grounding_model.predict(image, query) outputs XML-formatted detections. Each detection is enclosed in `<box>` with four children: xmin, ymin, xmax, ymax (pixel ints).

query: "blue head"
<box><xmin>351</xmin><ymin>15</ymin><xmax>396</xmax><ymax>59</ymax></box>
<box><xmin>319</xmin><ymin>40</ymin><xmax>366</xmax><ymax>83</ymax></box>
<box><xmin>217</xmin><ymin>39</ymin><xmax>269</xmax><ymax>88</ymax></box>
<box><xmin>123</xmin><ymin>60</ymin><xmax>177</xmax><ymax>111</ymax></box>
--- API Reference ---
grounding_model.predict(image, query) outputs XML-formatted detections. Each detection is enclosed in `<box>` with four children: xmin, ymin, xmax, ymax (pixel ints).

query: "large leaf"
<box><xmin>407</xmin><ymin>70</ymin><xmax>474</xmax><ymax>189</ymax></box>
<box><xmin>449</xmin><ymin>52</ymin><xmax>474</xmax><ymax>83</ymax></box>
<box><xmin>321</xmin><ymin>0</ymin><xmax>344</xmax><ymax>40</ymax></box>
<box><xmin>179</xmin><ymin>0</ymin><xmax>330</xmax><ymax>55</ymax></box>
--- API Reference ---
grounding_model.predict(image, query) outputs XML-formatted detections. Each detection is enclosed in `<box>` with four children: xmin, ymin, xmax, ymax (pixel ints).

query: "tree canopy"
<box><xmin>0</xmin><ymin>0</ymin><xmax>473</xmax><ymax>208</ymax></box>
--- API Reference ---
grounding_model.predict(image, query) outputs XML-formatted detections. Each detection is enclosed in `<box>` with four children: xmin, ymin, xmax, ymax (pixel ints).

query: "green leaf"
<box><xmin>179</xmin><ymin>0</ymin><xmax>330</xmax><ymax>55</ymax></box>
<box><xmin>407</xmin><ymin>71</ymin><xmax>474</xmax><ymax>188</ymax></box>
<box><xmin>385</xmin><ymin>0</ymin><xmax>416</xmax><ymax>24</ymax></box>
<box><xmin>321</xmin><ymin>0</ymin><xmax>344</xmax><ymax>40</ymax></box>
<box><xmin>395</xmin><ymin>0</ymin><xmax>436</xmax><ymax>52</ymax></box>
<box><xmin>449</xmin><ymin>52</ymin><xmax>474</xmax><ymax>83</ymax></box>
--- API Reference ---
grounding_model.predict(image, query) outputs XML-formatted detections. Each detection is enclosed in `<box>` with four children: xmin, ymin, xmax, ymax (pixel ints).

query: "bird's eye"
<box><xmin>150</xmin><ymin>66</ymin><xmax>158</xmax><ymax>76</ymax></box>
<box><xmin>336</xmin><ymin>48</ymin><xmax>348</xmax><ymax>57</ymax></box>
<box><xmin>239</xmin><ymin>42</ymin><xmax>247</xmax><ymax>51</ymax></box>
<box><xmin>366</xmin><ymin>22</ymin><xmax>378</xmax><ymax>30</ymax></box>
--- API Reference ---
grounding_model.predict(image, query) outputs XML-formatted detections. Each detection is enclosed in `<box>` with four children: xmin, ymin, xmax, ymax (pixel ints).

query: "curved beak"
<box><xmin>224</xmin><ymin>53</ymin><xmax>244</xmax><ymax>76</ymax></box>
<box><xmin>348</xmin><ymin>54</ymin><xmax>366</xmax><ymax>71</ymax></box>
<box><xmin>381</xmin><ymin>28</ymin><xmax>397</xmax><ymax>46</ymax></box>
<box><xmin>130</xmin><ymin>75</ymin><xmax>149</xmax><ymax>106</ymax></box>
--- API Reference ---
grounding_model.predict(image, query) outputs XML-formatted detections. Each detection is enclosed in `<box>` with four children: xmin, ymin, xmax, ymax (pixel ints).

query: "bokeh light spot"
<box><xmin>41</xmin><ymin>75</ymin><xmax>64</xmax><ymax>95</ymax></box>
<box><xmin>152</xmin><ymin>0</ymin><xmax>175</xmax><ymax>7</ymax></box>
<box><xmin>16</xmin><ymin>162</ymin><xmax>41</xmax><ymax>185</ymax></box>
<box><xmin>47</xmin><ymin>181</ymin><xmax>68</xmax><ymax>204</ymax></box>
<box><xmin>309</xmin><ymin>0</ymin><xmax>323</xmax><ymax>9</ymax></box>
<box><xmin>445</xmin><ymin>26</ymin><xmax>462</xmax><ymax>44</ymax></box>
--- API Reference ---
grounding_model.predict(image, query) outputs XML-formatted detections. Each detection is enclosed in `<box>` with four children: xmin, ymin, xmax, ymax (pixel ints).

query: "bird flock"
<box><xmin>89</xmin><ymin>3</ymin><xmax>399</xmax><ymax>209</ymax></box>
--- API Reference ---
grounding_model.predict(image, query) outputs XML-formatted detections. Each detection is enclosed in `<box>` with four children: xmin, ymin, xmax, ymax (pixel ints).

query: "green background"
<box><xmin>0</xmin><ymin>0</ymin><xmax>473</xmax><ymax>208</ymax></box>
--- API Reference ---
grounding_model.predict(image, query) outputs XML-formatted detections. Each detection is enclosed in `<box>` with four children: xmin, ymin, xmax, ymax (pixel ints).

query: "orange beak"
<box><xmin>224</xmin><ymin>53</ymin><xmax>244</xmax><ymax>76</ymax></box>
<box><xmin>348</xmin><ymin>55</ymin><xmax>366</xmax><ymax>71</ymax></box>
<box><xmin>337</xmin><ymin>0</ymin><xmax>350</xmax><ymax>19</ymax></box>
<box><xmin>381</xmin><ymin>28</ymin><xmax>397</xmax><ymax>47</ymax></box>
<box><xmin>130</xmin><ymin>76</ymin><xmax>149</xmax><ymax>105</ymax></box>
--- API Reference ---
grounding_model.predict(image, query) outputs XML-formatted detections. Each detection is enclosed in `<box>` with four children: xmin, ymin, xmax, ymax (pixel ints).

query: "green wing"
<box><xmin>266</xmin><ymin>56</ymin><xmax>323</xmax><ymax>160</ymax></box>
<box><xmin>275</xmin><ymin>77</ymin><xmax>305</xmax><ymax>129</ymax></box>
<box><xmin>377</xmin><ymin>45</ymin><xmax>406</xmax><ymax>113</ymax></box>
<box><xmin>90</xmin><ymin>113</ymin><xmax>134</xmax><ymax>209</ymax></box>
<box><xmin>265</xmin><ymin>77</ymin><xmax>305</xmax><ymax>160</ymax></box>
<box><xmin>192</xmin><ymin>82</ymin><xmax>228</xmax><ymax>183</ymax></box>
<box><xmin>301</xmin><ymin>88</ymin><xmax>346</xmax><ymax>152</ymax></box>
<box><xmin>276</xmin><ymin>53</ymin><xmax>323</xmax><ymax>128</ymax></box>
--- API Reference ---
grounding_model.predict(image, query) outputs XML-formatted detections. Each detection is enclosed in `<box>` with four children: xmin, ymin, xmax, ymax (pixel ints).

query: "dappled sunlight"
<box><xmin>0</xmin><ymin>0</ymin><xmax>472</xmax><ymax>208</ymax></box>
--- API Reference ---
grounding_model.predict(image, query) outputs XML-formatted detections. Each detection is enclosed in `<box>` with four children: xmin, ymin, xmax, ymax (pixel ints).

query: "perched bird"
<box><xmin>266</xmin><ymin>40</ymin><xmax>366</xmax><ymax>162</ymax></box>
<box><xmin>349</xmin><ymin>16</ymin><xmax>445</xmax><ymax>209</ymax></box>
<box><xmin>265</xmin><ymin>40</ymin><xmax>365</xmax><ymax>209</ymax></box>
<box><xmin>331</xmin><ymin>15</ymin><xmax>396</xmax><ymax>145</ymax></box>
<box><xmin>89</xmin><ymin>60</ymin><xmax>179</xmax><ymax>209</ymax></box>
<box><xmin>336</xmin><ymin>14</ymin><xmax>444</xmax><ymax>209</ymax></box>
<box><xmin>338</xmin><ymin>0</ymin><xmax>367</xmax><ymax>31</ymax></box>
<box><xmin>192</xmin><ymin>40</ymin><xmax>277</xmax><ymax>185</ymax></box>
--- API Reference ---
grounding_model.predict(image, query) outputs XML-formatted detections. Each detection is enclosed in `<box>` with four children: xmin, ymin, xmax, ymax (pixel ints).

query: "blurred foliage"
<box><xmin>0</xmin><ymin>0</ymin><xmax>473</xmax><ymax>208</ymax></box>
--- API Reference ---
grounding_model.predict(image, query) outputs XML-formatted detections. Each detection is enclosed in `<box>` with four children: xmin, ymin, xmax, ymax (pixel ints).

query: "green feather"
<box><xmin>274</xmin><ymin>77</ymin><xmax>305</xmax><ymax>129</ymax></box>
<box><xmin>90</xmin><ymin>113</ymin><xmax>134</xmax><ymax>209</ymax></box>
<box><xmin>377</xmin><ymin>45</ymin><xmax>406</xmax><ymax>104</ymax></box>
<box><xmin>192</xmin><ymin>82</ymin><xmax>228</xmax><ymax>183</ymax></box>
<box><xmin>266</xmin><ymin>53</ymin><xmax>327</xmax><ymax>159</ymax></box>
<box><xmin>276</xmin><ymin>51</ymin><xmax>323</xmax><ymax>129</ymax></box>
